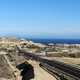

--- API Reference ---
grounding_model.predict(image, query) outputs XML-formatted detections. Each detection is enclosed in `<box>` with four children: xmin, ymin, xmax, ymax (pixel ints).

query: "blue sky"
<box><xmin>0</xmin><ymin>0</ymin><xmax>80</xmax><ymax>38</ymax></box>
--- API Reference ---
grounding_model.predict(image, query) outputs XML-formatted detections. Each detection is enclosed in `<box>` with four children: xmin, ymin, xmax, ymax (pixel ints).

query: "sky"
<box><xmin>0</xmin><ymin>0</ymin><xmax>80</xmax><ymax>38</ymax></box>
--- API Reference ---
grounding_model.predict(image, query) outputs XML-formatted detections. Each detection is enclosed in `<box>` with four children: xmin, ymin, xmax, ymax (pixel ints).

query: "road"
<box><xmin>17</xmin><ymin>46</ymin><xmax>80</xmax><ymax>80</ymax></box>
<box><xmin>27</xmin><ymin>60</ymin><xmax>56</xmax><ymax>80</ymax></box>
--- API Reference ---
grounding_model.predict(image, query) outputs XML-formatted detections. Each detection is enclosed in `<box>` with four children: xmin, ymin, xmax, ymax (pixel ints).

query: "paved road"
<box><xmin>23</xmin><ymin>52</ymin><xmax>80</xmax><ymax>80</ymax></box>
<box><xmin>17</xmin><ymin>46</ymin><xmax>80</xmax><ymax>80</ymax></box>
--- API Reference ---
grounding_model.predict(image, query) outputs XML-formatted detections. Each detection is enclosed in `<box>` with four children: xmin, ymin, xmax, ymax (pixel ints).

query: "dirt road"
<box><xmin>28</xmin><ymin>60</ymin><xmax>56</xmax><ymax>80</ymax></box>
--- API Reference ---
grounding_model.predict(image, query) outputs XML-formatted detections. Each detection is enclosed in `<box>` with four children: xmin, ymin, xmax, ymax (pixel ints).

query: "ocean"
<box><xmin>28</xmin><ymin>38</ymin><xmax>80</xmax><ymax>44</ymax></box>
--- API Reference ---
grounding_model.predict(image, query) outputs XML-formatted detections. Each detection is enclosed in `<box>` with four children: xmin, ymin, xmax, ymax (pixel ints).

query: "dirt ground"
<box><xmin>52</xmin><ymin>57</ymin><xmax>80</xmax><ymax>65</ymax></box>
<box><xmin>27</xmin><ymin>60</ymin><xmax>57</xmax><ymax>80</ymax></box>
<box><xmin>43</xmin><ymin>57</ymin><xmax>80</xmax><ymax>65</ymax></box>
